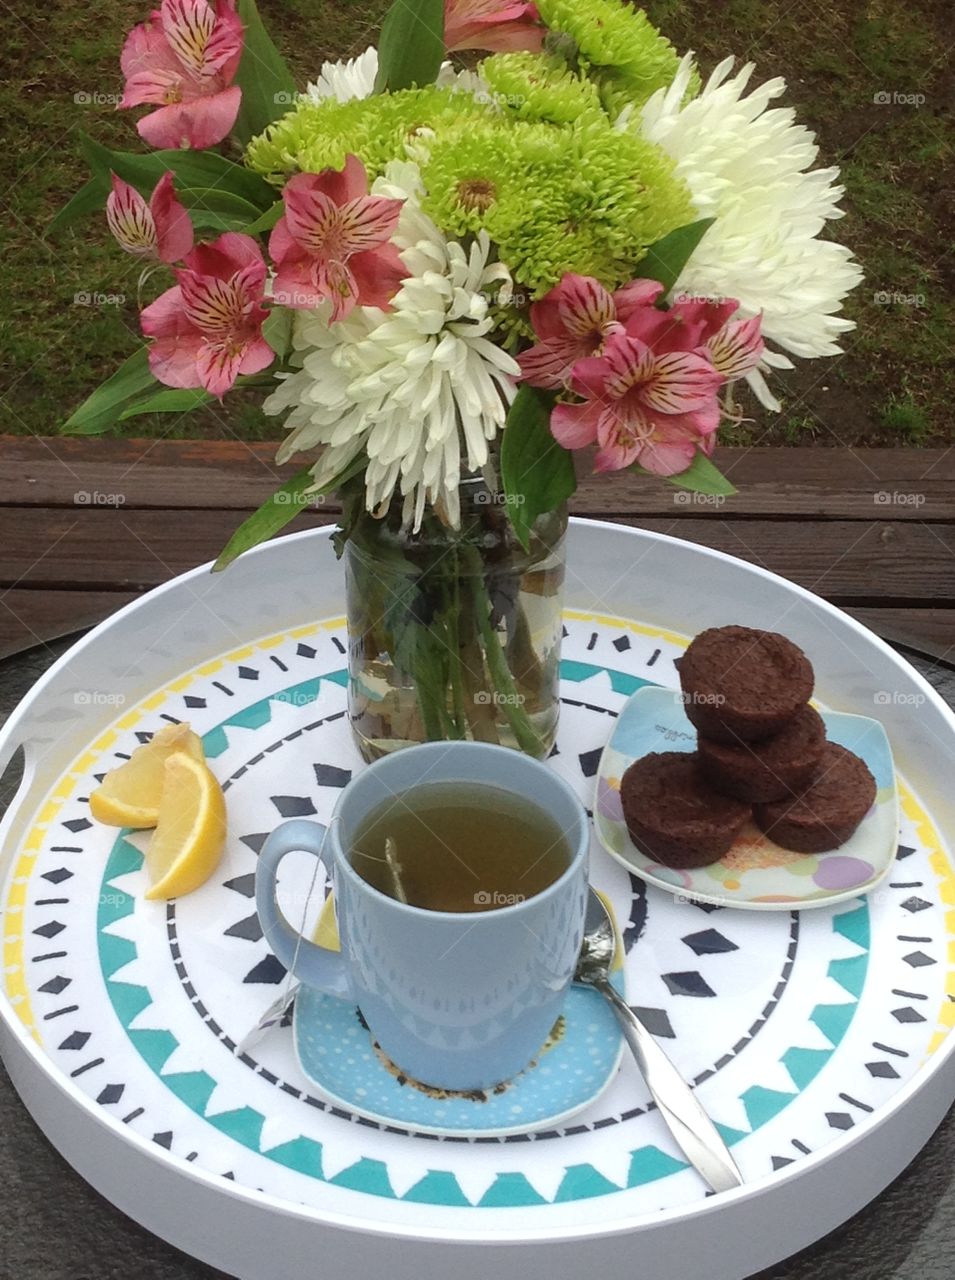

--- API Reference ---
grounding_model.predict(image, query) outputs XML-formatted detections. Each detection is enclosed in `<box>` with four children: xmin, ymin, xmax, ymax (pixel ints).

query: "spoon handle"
<box><xmin>598</xmin><ymin>978</ymin><xmax>743</xmax><ymax>1194</ymax></box>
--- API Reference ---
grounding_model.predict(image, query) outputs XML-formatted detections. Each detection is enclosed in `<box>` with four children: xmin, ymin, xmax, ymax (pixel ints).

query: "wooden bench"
<box><xmin>1</xmin><ymin>437</ymin><xmax>952</xmax><ymax>660</ymax></box>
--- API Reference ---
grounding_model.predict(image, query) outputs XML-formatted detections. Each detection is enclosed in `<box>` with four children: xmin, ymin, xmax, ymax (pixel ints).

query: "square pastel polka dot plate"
<box><xmin>594</xmin><ymin>686</ymin><xmax>899</xmax><ymax>910</ymax></box>
<box><xmin>293</xmin><ymin>896</ymin><xmax>627</xmax><ymax>1138</ymax></box>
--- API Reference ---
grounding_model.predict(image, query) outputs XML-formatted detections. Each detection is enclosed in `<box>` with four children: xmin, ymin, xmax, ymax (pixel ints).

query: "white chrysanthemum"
<box><xmin>264</xmin><ymin>162</ymin><xmax>519</xmax><ymax>531</ymax></box>
<box><xmin>637</xmin><ymin>55</ymin><xmax>863</xmax><ymax>409</ymax></box>
<box><xmin>305</xmin><ymin>46</ymin><xmax>486</xmax><ymax>105</ymax></box>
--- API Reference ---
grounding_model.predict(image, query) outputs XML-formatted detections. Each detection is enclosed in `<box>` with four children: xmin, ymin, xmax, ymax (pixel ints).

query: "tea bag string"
<box><xmin>282</xmin><ymin>814</ymin><xmax>341</xmax><ymax>1008</ymax></box>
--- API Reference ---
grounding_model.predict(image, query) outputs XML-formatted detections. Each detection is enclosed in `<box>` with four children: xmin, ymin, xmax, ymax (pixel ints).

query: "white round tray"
<box><xmin>2</xmin><ymin>520</ymin><xmax>954</xmax><ymax>1280</ymax></box>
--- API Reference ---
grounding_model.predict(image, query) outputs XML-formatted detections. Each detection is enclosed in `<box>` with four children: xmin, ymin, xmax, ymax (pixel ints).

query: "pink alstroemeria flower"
<box><xmin>105</xmin><ymin>171</ymin><xmax>194</xmax><ymax>263</ymax></box>
<box><xmin>622</xmin><ymin>290</ymin><xmax>765</xmax><ymax>382</ymax></box>
<box><xmin>140</xmin><ymin>232</ymin><xmax>273</xmax><ymax>397</ymax></box>
<box><xmin>444</xmin><ymin>0</ymin><xmax>543</xmax><ymax>52</ymax></box>
<box><xmin>120</xmin><ymin>0</ymin><xmax>244</xmax><ymax>150</ymax></box>
<box><xmin>519</xmin><ymin>275</ymin><xmax>665</xmax><ymax>390</ymax></box>
<box><xmin>269</xmin><ymin>155</ymin><xmax>407</xmax><ymax>321</ymax></box>
<box><xmin>551</xmin><ymin>331</ymin><xmax>726</xmax><ymax>475</ymax></box>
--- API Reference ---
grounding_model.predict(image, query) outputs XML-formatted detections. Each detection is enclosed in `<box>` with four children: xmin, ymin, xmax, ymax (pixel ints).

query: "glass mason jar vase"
<box><xmin>344</xmin><ymin>475</ymin><xmax>567</xmax><ymax>762</ymax></box>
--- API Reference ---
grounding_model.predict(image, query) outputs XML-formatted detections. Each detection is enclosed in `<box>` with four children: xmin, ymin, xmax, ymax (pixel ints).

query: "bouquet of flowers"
<box><xmin>56</xmin><ymin>0</ymin><xmax>861</xmax><ymax>758</ymax></box>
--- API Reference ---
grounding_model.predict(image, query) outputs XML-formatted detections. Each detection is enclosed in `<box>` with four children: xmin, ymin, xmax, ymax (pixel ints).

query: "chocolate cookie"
<box><xmin>678</xmin><ymin>625</ymin><xmax>814</xmax><ymax>743</ymax></box>
<box><xmin>698</xmin><ymin>705</ymin><xmax>826</xmax><ymax>803</ymax></box>
<box><xmin>620</xmin><ymin>751</ymin><xmax>750</xmax><ymax>869</ymax></box>
<box><xmin>754</xmin><ymin>742</ymin><xmax>876</xmax><ymax>853</ymax></box>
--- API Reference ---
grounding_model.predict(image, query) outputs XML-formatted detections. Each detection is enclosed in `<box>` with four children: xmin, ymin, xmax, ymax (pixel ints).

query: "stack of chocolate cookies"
<box><xmin>620</xmin><ymin>626</ymin><xmax>877</xmax><ymax>869</ymax></box>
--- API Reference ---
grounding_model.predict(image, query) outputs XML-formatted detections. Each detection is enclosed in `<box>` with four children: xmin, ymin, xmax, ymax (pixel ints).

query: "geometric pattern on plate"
<box><xmin>3</xmin><ymin>612</ymin><xmax>953</xmax><ymax>1228</ymax></box>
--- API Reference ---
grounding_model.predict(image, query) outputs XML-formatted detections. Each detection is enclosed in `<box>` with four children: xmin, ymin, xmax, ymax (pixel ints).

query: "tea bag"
<box><xmin>385</xmin><ymin>836</ymin><xmax>409</xmax><ymax>905</ymax></box>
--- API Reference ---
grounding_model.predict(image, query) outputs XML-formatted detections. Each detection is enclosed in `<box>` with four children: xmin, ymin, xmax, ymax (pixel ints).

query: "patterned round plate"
<box><xmin>594</xmin><ymin>686</ymin><xmax>898</xmax><ymax>909</ymax></box>
<box><xmin>294</xmin><ymin>960</ymin><xmax>626</xmax><ymax>1138</ymax></box>
<box><xmin>2</xmin><ymin>523</ymin><xmax>955</xmax><ymax>1280</ymax></box>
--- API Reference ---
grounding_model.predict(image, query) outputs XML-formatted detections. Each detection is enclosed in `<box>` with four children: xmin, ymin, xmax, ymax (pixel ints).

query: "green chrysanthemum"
<box><xmin>245</xmin><ymin>86</ymin><xmax>492</xmax><ymax>185</ymax></box>
<box><xmin>479</xmin><ymin>52</ymin><xmax>602</xmax><ymax>124</ymax></box>
<box><xmin>419</xmin><ymin>115</ymin><xmax>693</xmax><ymax>297</ymax></box>
<box><xmin>536</xmin><ymin>0</ymin><xmax>685</xmax><ymax>110</ymax></box>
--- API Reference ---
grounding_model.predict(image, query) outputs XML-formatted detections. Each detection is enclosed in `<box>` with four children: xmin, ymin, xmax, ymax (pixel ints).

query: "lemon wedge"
<box><xmin>90</xmin><ymin>722</ymin><xmax>204</xmax><ymax>828</ymax></box>
<box><xmin>312</xmin><ymin>892</ymin><xmax>340</xmax><ymax>951</ymax></box>
<box><xmin>143</xmin><ymin>752</ymin><xmax>226</xmax><ymax>900</ymax></box>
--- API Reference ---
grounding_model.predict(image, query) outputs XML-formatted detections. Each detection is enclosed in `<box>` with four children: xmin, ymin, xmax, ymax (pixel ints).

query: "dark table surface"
<box><xmin>2</xmin><ymin>634</ymin><xmax>955</xmax><ymax>1280</ymax></box>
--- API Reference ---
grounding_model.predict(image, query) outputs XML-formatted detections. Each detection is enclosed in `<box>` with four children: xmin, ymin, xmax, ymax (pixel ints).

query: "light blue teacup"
<box><xmin>255</xmin><ymin>742</ymin><xmax>589</xmax><ymax>1091</ymax></box>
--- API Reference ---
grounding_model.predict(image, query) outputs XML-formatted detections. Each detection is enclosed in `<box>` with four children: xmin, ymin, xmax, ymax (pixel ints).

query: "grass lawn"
<box><xmin>1</xmin><ymin>0</ymin><xmax>952</xmax><ymax>446</ymax></box>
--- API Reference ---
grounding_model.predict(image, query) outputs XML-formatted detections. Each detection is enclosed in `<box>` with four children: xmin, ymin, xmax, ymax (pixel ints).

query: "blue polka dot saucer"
<box><xmin>294</xmin><ymin>897</ymin><xmax>626</xmax><ymax>1137</ymax></box>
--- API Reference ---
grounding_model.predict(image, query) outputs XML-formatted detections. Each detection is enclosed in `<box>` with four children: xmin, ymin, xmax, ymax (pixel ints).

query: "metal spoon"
<box><xmin>575</xmin><ymin>888</ymin><xmax>744</xmax><ymax>1194</ymax></box>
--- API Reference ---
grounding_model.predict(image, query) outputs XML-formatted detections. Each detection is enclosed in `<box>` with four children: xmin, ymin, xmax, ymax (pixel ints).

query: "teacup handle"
<box><xmin>255</xmin><ymin>819</ymin><xmax>351</xmax><ymax>999</ymax></box>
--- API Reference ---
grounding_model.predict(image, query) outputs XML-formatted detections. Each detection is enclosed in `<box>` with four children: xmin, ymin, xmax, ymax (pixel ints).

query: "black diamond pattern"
<box><xmin>239</xmin><ymin>833</ymin><xmax>269</xmax><ymax>855</ymax></box>
<box><xmin>153</xmin><ymin>1131</ymin><xmax>173</xmax><ymax>1149</ymax></box>
<box><xmin>33</xmin><ymin>921</ymin><xmax>66</xmax><ymax>939</ymax></box>
<box><xmin>892</xmin><ymin>1006</ymin><xmax>926</xmax><ymax>1023</ymax></box>
<box><xmin>224</xmin><ymin>872</ymin><xmax>256</xmax><ymax>898</ymax></box>
<box><xmin>578</xmin><ymin>748</ymin><xmax>603</xmax><ymax>778</ymax></box>
<box><xmin>682</xmin><ymin>928</ymin><xmax>738</xmax><ymax>956</ymax></box>
<box><xmin>694</xmin><ymin>902</ymin><xmax>722</xmax><ymax>913</ymax></box>
<box><xmin>612</xmin><ymin>635</ymin><xmax>631</xmax><ymax>652</ymax></box>
<box><xmin>903</xmin><ymin>951</ymin><xmax>935</xmax><ymax>967</ymax></box>
<box><xmin>271</xmin><ymin>795</ymin><xmax>317</xmax><ymax>818</ymax></box>
<box><xmin>135</xmin><ymin>731</ymin><xmax>154</xmax><ymax>744</ymax></box>
<box><xmin>97</xmin><ymin>1083</ymin><xmax>125</xmax><ymax>1105</ymax></box>
<box><xmin>895</xmin><ymin>844</ymin><xmax>917</xmax><ymax>860</ymax></box>
<box><xmin>244</xmin><ymin>954</ymin><xmax>287</xmax><ymax>984</ymax></box>
<box><xmin>313</xmin><ymin>763</ymin><xmax>352</xmax><ymax>788</ymax></box>
<box><xmin>42</xmin><ymin>868</ymin><xmax>73</xmax><ymax>885</ymax></box>
<box><xmin>901</xmin><ymin>896</ymin><xmax>931</xmax><ymax>913</ymax></box>
<box><xmin>866</xmin><ymin>1061</ymin><xmax>900</xmax><ymax>1079</ymax></box>
<box><xmin>38</xmin><ymin>976</ymin><xmax>71</xmax><ymax>995</ymax></box>
<box><xmin>62</xmin><ymin>818</ymin><xmax>92</xmax><ymax>833</ymax></box>
<box><xmin>59</xmin><ymin>1031</ymin><xmax>91</xmax><ymax>1051</ymax></box>
<box><xmin>631</xmin><ymin>1007</ymin><xmax>675</xmax><ymax>1038</ymax></box>
<box><xmin>238</xmin><ymin>666</ymin><xmax>259</xmax><ymax>680</ymax></box>
<box><xmin>184</xmin><ymin>695</ymin><xmax>206</xmax><ymax>708</ymax></box>
<box><xmin>771</xmin><ymin>1156</ymin><xmax>794</xmax><ymax>1170</ymax></box>
<box><xmin>297</xmin><ymin>643</ymin><xmax>316</xmax><ymax>658</ymax></box>
<box><xmin>827</xmin><ymin>1112</ymin><xmax>854</xmax><ymax>1130</ymax></box>
<box><xmin>225</xmin><ymin>913</ymin><xmax>264</xmax><ymax>943</ymax></box>
<box><xmin>662</xmin><ymin>971</ymin><xmax>716</xmax><ymax>998</ymax></box>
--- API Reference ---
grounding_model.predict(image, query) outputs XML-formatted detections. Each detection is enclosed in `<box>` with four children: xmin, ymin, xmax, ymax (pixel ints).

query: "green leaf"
<box><xmin>374</xmin><ymin>0</ymin><xmax>445</xmax><ymax>92</ymax></box>
<box><xmin>79</xmin><ymin>133</ymin><xmax>274</xmax><ymax>210</ymax></box>
<box><xmin>176</xmin><ymin>187</ymin><xmax>264</xmax><ymax>232</ymax></box>
<box><xmin>213</xmin><ymin>456</ymin><xmax>365</xmax><ymax>572</ymax></box>
<box><xmin>262</xmin><ymin>307</ymin><xmax>293</xmax><ymax>359</ymax></box>
<box><xmin>119</xmin><ymin>388</ymin><xmax>216</xmax><ymax>420</ymax></box>
<box><xmin>500</xmin><ymin>386</ymin><xmax>577</xmax><ymax>551</ymax></box>
<box><xmin>61</xmin><ymin>348</ymin><xmax>157</xmax><ymax>435</ymax></box>
<box><xmin>47</xmin><ymin>174</ymin><xmax>109</xmax><ymax>236</ymax></box>
<box><xmin>640</xmin><ymin>218</ymin><xmax>715</xmax><ymax>296</ymax></box>
<box><xmin>232</xmin><ymin>0</ymin><xmax>298</xmax><ymax>144</ymax></box>
<box><xmin>664</xmin><ymin>452</ymin><xmax>737</xmax><ymax>497</ymax></box>
<box><xmin>242</xmin><ymin>201</ymin><xmax>283</xmax><ymax>235</ymax></box>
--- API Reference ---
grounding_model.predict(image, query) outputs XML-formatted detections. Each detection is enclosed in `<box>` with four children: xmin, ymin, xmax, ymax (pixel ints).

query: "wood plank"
<box><xmin>0</xmin><ymin>590</ymin><xmax>139</xmax><ymax>659</ymax></box>
<box><xmin>0</xmin><ymin>508</ymin><xmax>952</xmax><ymax>604</ymax></box>
<box><xmin>847</xmin><ymin>609</ymin><xmax>955</xmax><ymax>661</ymax></box>
<box><xmin>2</xmin><ymin>438</ymin><xmax>954</xmax><ymax>520</ymax></box>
